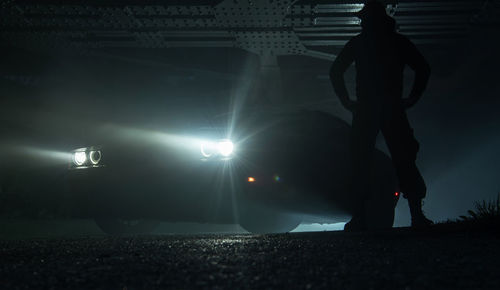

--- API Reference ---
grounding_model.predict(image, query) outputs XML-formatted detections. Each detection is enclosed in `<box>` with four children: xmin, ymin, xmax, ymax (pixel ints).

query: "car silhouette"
<box><xmin>67</xmin><ymin>109</ymin><xmax>400</xmax><ymax>234</ymax></box>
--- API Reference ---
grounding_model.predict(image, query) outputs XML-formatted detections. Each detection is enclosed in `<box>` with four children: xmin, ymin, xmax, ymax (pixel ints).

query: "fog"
<box><xmin>0</xmin><ymin>23</ymin><xmax>499</xmax><ymax>234</ymax></box>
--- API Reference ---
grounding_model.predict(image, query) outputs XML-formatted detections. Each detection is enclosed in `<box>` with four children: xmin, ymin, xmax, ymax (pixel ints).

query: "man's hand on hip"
<box><xmin>343</xmin><ymin>100</ymin><xmax>358</xmax><ymax>113</ymax></box>
<box><xmin>402</xmin><ymin>97</ymin><xmax>419</xmax><ymax>109</ymax></box>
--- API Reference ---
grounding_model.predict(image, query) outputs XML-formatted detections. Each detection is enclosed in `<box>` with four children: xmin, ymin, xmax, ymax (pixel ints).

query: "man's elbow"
<box><xmin>414</xmin><ymin>62</ymin><xmax>430</xmax><ymax>84</ymax></box>
<box><xmin>422</xmin><ymin>61</ymin><xmax>431</xmax><ymax>78</ymax></box>
<box><xmin>329</xmin><ymin>63</ymin><xmax>343</xmax><ymax>82</ymax></box>
<box><xmin>425</xmin><ymin>62</ymin><xmax>431</xmax><ymax>76</ymax></box>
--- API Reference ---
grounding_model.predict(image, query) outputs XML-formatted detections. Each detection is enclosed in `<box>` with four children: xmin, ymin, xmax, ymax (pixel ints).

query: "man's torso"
<box><xmin>350</xmin><ymin>32</ymin><xmax>408</xmax><ymax>104</ymax></box>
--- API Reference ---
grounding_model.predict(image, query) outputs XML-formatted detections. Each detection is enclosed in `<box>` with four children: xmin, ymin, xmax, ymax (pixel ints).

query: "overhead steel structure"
<box><xmin>1</xmin><ymin>0</ymin><xmax>498</xmax><ymax>59</ymax></box>
<box><xmin>0</xmin><ymin>0</ymin><xmax>498</xmax><ymax>103</ymax></box>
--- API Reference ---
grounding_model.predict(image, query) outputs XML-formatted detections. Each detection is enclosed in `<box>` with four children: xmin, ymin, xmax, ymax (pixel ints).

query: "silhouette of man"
<box><xmin>330</xmin><ymin>1</ymin><xmax>433</xmax><ymax>230</ymax></box>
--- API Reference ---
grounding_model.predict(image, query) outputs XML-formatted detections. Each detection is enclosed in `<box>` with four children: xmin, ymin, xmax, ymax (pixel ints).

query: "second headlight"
<box><xmin>70</xmin><ymin>147</ymin><xmax>104</xmax><ymax>168</ymax></box>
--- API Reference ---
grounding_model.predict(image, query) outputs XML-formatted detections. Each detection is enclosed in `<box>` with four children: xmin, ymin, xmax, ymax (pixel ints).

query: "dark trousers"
<box><xmin>350</xmin><ymin>104</ymin><xmax>426</xmax><ymax>206</ymax></box>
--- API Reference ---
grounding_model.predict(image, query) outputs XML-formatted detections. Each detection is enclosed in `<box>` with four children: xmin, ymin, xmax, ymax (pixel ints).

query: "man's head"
<box><xmin>357</xmin><ymin>1</ymin><xmax>395</xmax><ymax>34</ymax></box>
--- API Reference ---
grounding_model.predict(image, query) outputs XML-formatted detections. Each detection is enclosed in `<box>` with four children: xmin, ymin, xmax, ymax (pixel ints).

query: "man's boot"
<box><xmin>344</xmin><ymin>214</ymin><xmax>367</xmax><ymax>232</ymax></box>
<box><xmin>344</xmin><ymin>201</ymin><xmax>368</xmax><ymax>232</ymax></box>
<box><xmin>408</xmin><ymin>198</ymin><xmax>433</xmax><ymax>228</ymax></box>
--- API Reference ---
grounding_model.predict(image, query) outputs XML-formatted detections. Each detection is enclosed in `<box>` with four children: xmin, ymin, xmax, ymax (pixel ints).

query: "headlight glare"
<box><xmin>217</xmin><ymin>140</ymin><xmax>234</xmax><ymax>157</ymax></box>
<box><xmin>73</xmin><ymin>151</ymin><xmax>87</xmax><ymax>166</ymax></box>
<box><xmin>200</xmin><ymin>139</ymin><xmax>234</xmax><ymax>159</ymax></box>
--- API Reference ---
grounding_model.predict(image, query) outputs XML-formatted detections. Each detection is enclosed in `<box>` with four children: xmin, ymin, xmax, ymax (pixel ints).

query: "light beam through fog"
<box><xmin>100</xmin><ymin>124</ymin><xmax>224</xmax><ymax>154</ymax></box>
<box><xmin>0</xmin><ymin>144</ymin><xmax>72</xmax><ymax>165</ymax></box>
<box><xmin>19</xmin><ymin>147</ymin><xmax>72</xmax><ymax>162</ymax></box>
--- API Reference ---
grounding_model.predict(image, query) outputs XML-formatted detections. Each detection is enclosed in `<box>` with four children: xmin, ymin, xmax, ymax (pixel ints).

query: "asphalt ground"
<box><xmin>1</xmin><ymin>226</ymin><xmax>499</xmax><ymax>289</ymax></box>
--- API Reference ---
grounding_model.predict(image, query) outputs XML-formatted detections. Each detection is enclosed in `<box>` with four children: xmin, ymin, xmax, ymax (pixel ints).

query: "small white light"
<box><xmin>200</xmin><ymin>141</ymin><xmax>216</xmax><ymax>158</ymax></box>
<box><xmin>73</xmin><ymin>151</ymin><xmax>87</xmax><ymax>166</ymax></box>
<box><xmin>89</xmin><ymin>150</ymin><xmax>102</xmax><ymax>165</ymax></box>
<box><xmin>217</xmin><ymin>140</ymin><xmax>234</xmax><ymax>157</ymax></box>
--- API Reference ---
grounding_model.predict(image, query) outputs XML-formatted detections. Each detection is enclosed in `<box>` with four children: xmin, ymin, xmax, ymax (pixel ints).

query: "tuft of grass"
<box><xmin>459</xmin><ymin>193</ymin><xmax>500</xmax><ymax>222</ymax></box>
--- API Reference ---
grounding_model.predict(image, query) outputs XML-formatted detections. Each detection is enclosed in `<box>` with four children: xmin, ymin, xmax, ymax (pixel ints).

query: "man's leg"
<box><xmin>381</xmin><ymin>110</ymin><xmax>432</xmax><ymax>227</ymax></box>
<box><xmin>345</xmin><ymin>108</ymin><xmax>379</xmax><ymax>231</ymax></box>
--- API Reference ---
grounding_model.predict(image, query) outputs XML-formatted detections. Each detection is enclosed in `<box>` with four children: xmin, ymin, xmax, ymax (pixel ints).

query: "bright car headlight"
<box><xmin>70</xmin><ymin>146</ymin><xmax>104</xmax><ymax>168</ymax></box>
<box><xmin>200</xmin><ymin>141</ymin><xmax>216</xmax><ymax>158</ymax></box>
<box><xmin>89</xmin><ymin>150</ymin><xmax>102</xmax><ymax>165</ymax></box>
<box><xmin>73</xmin><ymin>151</ymin><xmax>87</xmax><ymax>166</ymax></box>
<box><xmin>200</xmin><ymin>139</ymin><xmax>234</xmax><ymax>159</ymax></box>
<box><xmin>217</xmin><ymin>140</ymin><xmax>234</xmax><ymax>157</ymax></box>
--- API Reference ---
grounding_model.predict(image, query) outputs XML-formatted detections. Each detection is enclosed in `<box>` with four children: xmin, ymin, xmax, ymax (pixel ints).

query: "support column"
<box><xmin>255</xmin><ymin>53</ymin><xmax>284</xmax><ymax>105</ymax></box>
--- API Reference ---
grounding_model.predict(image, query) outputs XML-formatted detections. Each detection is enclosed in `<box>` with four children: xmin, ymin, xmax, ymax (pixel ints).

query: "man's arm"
<box><xmin>402</xmin><ymin>35</ymin><xmax>431</xmax><ymax>108</ymax></box>
<box><xmin>330</xmin><ymin>39</ymin><xmax>356</xmax><ymax>112</ymax></box>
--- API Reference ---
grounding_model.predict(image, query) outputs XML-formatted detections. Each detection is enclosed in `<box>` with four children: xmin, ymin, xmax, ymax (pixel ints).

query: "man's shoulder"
<box><xmin>350</xmin><ymin>34</ymin><xmax>362</xmax><ymax>42</ymax></box>
<box><xmin>394</xmin><ymin>32</ymin><xmax>413</xmax><ymax>45</ymax></box>
<box><xmin>345</xmin><ymin>34</ymin><xmax>362</xmax><ymax>47</ymax></box>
